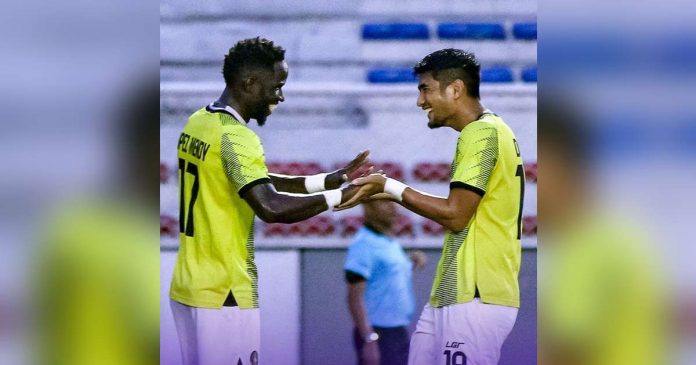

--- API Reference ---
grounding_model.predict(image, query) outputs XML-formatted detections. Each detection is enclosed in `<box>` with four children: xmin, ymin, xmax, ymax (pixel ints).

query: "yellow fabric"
<box><xmin>430</xmin><ymin>113</ymin><xmax>523</xmax><ymax>308</ymax></box>
<box><xmin>542</xmin><ymin>212</ymin><xmax>667</xmax><ymax>365</ymax></box>
<box><xmin>170</xmin><ymin>106</ymin><xmax>269</xmax><ymax>309</ymax></box>
<box><xmin>38</xmin><ymin>197</ymin><xmax>158</xmax><ymax>365</ymax></box>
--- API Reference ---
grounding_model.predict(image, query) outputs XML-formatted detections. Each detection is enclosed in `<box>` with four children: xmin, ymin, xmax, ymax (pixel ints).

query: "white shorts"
<box><xmin>407</xmin><ymin>299</ymin><xmax>518</xmax><ymax>365</ymax></box>
<box><xmin>170</xmin><ymin>299</ymin><xmax>260</xmax><ymax>365</ymax></box>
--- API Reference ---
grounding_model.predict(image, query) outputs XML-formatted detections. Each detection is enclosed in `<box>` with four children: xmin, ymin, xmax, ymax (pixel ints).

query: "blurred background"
<box><xmin>158</xmin><ymin>0</ymin><xmax>537</xmax><ymax>364</ymax></box>
<box><xmin>5</xmin><ymin>0</ymin><xmax>693</xmax><ymax>364</ymax></box>
<box><xmin>538</xmin><ymin>0</ymin><xmax>696</xmax><ymax>364</ymax></box>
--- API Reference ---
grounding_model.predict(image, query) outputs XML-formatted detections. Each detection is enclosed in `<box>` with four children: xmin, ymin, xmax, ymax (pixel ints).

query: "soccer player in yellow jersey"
<box><xmin>339</xmin><ymin>49</ymin><xmax>524</xmax><ymax>365</ymax></box>
<box><xmin>168</xmin><ymin>37</ymin><xmax>367</xmax><ymax>365</ymax></box>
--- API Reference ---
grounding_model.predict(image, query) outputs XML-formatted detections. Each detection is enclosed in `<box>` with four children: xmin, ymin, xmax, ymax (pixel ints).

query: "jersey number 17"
<box><xmin>178</xmin><ymin>158</ymin><xmax>200</xmax><ymax>237</ymax></box>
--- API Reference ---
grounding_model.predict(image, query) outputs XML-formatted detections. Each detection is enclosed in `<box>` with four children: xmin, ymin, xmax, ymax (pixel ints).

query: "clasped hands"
<box><xmin>336</xmin><ymin>173</ymin><xmax>396</xmax><ymax>211</ymax></box>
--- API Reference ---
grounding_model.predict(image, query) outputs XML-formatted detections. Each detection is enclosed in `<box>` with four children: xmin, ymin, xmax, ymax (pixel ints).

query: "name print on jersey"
<box><xmin>178</xmin><ymin>132</ymin><xmax>211</xmax><ymax>162</ymax></box>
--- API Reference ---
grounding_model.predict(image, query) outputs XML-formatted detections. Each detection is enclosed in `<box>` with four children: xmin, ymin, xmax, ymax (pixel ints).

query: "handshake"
<box><xmin>335</xmin><ymin>160</ymin><xmax>409</xmax><ymax>212</ymax></box>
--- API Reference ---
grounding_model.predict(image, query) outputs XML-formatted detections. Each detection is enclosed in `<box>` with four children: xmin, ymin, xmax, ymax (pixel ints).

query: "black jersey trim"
<box><xmin>239</xmin><ymin>177</ymin><xmax>272</xmax><ymax>197</ymax></box>
<box><xmin>450</xmin><ymin>181</ymin><xmax>485</xmax><ymax>197</ymax></box>
<box><xmin>206</xmin><ymin>104</ymin><xmax>246</xmax><ymax>124</ymax></box>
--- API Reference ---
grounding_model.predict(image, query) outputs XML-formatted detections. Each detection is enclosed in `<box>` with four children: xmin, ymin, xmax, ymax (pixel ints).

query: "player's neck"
<box><xmin>451</xmin><ymin>100</ymin><xmax>485</xmax><ymax>132</ymax></box>
<box><xmin>216</xmin><ymin>88</ymin><xmax>250</xmax><ymax>122</ymax></box>
<box><xmin>364</xmin><ymin>222</ymin><xmax>392</xmax><ymax>237</ymax></box>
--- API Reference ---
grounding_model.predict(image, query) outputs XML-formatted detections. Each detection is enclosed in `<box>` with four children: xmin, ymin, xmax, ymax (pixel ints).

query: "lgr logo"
<box><xmin>446</xmin><ymin>341</ymin><xmax>465</xmax><ymax>349</ymax></box>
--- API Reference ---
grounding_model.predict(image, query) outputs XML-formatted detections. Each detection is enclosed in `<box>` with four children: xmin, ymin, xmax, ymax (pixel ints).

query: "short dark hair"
<box><xmin>222</xmin><ymin>37</ymin><xmax>286</xmax><ymax>85</ymax></box>
<box><xmin>538</xmin><ymin>93</ymin><xmax>590</xmax><ymax>166</ymax></box>
<box><xmin>414</xmin><ymin>49</ymin><xmax>481</xmax><ymax>99</ymax></box>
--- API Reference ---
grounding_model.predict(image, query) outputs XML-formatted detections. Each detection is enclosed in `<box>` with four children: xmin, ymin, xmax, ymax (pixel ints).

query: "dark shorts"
<box><xmin>352</xmin><ymin>326</ymin><xmax>410</xmax><ymax>365</ymax></box>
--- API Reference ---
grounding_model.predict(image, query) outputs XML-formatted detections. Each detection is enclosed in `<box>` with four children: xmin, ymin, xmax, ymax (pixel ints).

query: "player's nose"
<box><xmin>416</xmin><ymin>93</ymin><xmax>425</xmax><ymax>108</ymax></box>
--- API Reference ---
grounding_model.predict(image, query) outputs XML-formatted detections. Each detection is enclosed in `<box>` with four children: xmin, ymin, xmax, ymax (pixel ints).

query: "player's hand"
<box><xmin>409</xmin><ymin>250</ymin><xmax>427</xmax><ymax>270</ymax></box>
<box><xmin>361</xmin><ymin>341</ymin><xmax>380</xmax><ymax>365</ymax></box>
<box><xmin>364</xmin><ymin>192</ymin><xmax>397</xmax><ymax>202</ymax></box>
<box><xmin>325</xmin><ymin>150</ymin><xmax>371</xmax><ymax>189</ymax></box>
<box><xmin>334</xmin><ymin>174</ymin><xmax>387</xmax><ymax>211</ymax></box>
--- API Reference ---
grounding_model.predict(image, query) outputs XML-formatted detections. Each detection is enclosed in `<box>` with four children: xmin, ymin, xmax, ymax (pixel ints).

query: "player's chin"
<box><xmin>254</xmin><ymin>113</ymin><xmax>268</xmax><ymax>126</ymax></box>
<box><xmin>427</xmin><ymin>120</ymin><xmax>442</xmax><ymax>129</ymax></box>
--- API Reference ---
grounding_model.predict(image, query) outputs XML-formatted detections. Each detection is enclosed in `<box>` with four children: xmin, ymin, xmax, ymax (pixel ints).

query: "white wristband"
<box><xmin>384</xmin><ymin>178</ymin><xmax>408</xmax><ymax>201</ymax></box>
<box><xmin>321</xmin><ymin>189</ymin><xmax>342</xmax><ymax>208</ymax></box>
<box><xmin>305</xmin><ymin>173</ymin><xmax>328</xmax><ymax>193</ymax></box>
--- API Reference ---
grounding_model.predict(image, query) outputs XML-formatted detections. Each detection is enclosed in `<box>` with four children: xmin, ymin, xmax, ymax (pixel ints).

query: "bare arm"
<box><xmin>242</xmin><ymin>183</ymin><xmax>361</xmax><ymax>224</ymax></box>
<box><xmin>268</xmin><ymin>170</ymin><xmax>347</xmax><ymax>194</ymax></box>
<box><xmin>267</xmin><ymin>151</ymin><xmax>370</xmax><ymax>193</ymax></box>
<box><xmin>347</xmin><ymin>279</ymin><xmax>374</xmax><ymax>338</ymax></box>
<box><xmin>337</xmin><ymin>175</ymin><xmax>482</xmax><ymax>232</ymax></box>
<box><xmin>400</xmin><ymin>186</ymin><xmax>481</xmax><ymax>232</ymax></box>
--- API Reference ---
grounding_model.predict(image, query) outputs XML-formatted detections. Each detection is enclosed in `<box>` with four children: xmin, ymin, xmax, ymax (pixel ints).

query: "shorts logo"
<box><xmin>445</xmin><ymin>341</ymin><xmax>465</xmax><ymax>349</ymax></box>
<box><xmin>250</xmin><ymin>350</ymin><xmax>258</xmax><ymax>365</ymax></box>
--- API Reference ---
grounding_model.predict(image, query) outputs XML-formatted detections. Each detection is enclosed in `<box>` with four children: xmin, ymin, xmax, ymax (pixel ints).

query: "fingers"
<box><xmin>347</xmin><ymin>150</ymin><xmax>370</xmax><ymax>169</ymax></box>
<box><xmin>351</xmin><ymin>174</ymin><xmax>385</xmax><ymax>186</ymax></box>
<box><xmin>365</xmin><ymin>193</ymin><xmax>395</xmax><ymax>201</ymax></box>
<box><xmin>357</xmin><ymin>166</ymin><xmax>375</xmax><ymax>178</ymax></box>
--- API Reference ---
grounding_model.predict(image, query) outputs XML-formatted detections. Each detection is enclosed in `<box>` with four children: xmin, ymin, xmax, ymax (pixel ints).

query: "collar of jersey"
<box><xmin>207</xmin><ymin>103</ymin><xmax>247</xmax><ymax>124</ymax></box>
<box><xmin>477</xmin><ymin>109</ymin><xmax>495</xmax><ymax>120</ymax></box>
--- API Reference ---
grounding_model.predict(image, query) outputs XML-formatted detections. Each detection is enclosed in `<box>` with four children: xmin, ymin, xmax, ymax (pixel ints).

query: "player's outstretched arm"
<box><xmin>268</xmin><ymin>151</ymin><xmax>370</xmax><ymax>193</ymax></box>
<box><xmin>241</xmin><ymin>182</ymin><xmax>363</xmax><ymax>224</ymax></box>
<box><xmin>337</xmin><ymin>174</ymin><xmax>481</xmax><ymax>232</ymax></box>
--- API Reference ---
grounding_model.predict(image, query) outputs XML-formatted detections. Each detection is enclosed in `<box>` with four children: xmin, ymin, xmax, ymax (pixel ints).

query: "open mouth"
<box><xmin>268</xmin><ymin>104</ymin><xmax>278</xmax><ymax>113</ymax></box>
<box><xmin>424</xmin><ymin>108</ymin><xmax>432</xmax><ymax>117</ymax></box>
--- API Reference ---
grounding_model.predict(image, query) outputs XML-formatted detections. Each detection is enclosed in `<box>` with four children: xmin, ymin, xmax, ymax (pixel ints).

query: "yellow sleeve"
<box><xmin>450</xmin><ymin>122</ymin><xmax>499</xmax><ymax>195</ymax></box>
<box><xmin>220</xmin><ymin>127</ymin><xmax>270</xmax><ymax>196</ymax></box>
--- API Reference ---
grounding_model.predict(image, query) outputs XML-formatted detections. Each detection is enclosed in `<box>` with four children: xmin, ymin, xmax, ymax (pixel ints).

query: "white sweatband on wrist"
<box><xmin>321</xmin><ymin>189</ymin><xmax>342</xmax><ymax>208</ymax></box>
<box><xmin>305</xmin><ymin>173</ymin><xmax>328</xmax><ymax>193</ymax></box>
<box><xmin>384</xmin><ymin>178</ymin><xmax>408</xmax><ymax>201</ymax></box>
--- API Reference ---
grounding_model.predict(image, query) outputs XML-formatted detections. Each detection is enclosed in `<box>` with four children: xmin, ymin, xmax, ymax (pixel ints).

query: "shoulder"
<box><xmin>457</xmin><ymin>120</ymin><xmax>499</xmax><ymax>146</ymax></box>
<box><xmin>221</xmin><ymin>124</ymin><xmax>262</xmax><ymax>148</ymax></box>
<box><xmin>350</xmin><ymin>228</ymin><xmax>380</xmax><ymax>247</ymax></box>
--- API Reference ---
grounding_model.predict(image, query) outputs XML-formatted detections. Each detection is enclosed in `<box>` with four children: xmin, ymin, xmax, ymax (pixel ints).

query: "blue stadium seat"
<box><xmin>367</xmin><ymin>68</ymin><xmax>417</xmax><ymax>83</ymax></box>
<box><xmin>362</xmin><ymin>23</ymin><xmax>430</xmax><ymax>40</ymax></box>
<box><xmin>481</xmin><ymin>67</ymin><xmax>513</xmax><ymax>83</ymax></box>
<box><xmin>437</xmin><ymin>23</ymin><xmax>506</xmax><ymax>40</ymax></box>
<box><xmin>521</xmin><ymin>67</ymin><xmax>537</xmax><ymax>82</ymax></box>
<box><xmin>513</xmin><ymin>23</ymin><xmax>537</xmax><ymax>40</ymax></box>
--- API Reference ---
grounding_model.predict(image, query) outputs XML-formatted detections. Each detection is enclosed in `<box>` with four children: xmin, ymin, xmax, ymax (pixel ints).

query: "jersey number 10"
<box><xmin>178</xmin><ymin>158</ymin><xmax>199</xmax><ymax>237</ymax></box>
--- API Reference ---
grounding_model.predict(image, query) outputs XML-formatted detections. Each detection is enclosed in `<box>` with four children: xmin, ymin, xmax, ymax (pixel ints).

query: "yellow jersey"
<box><xmin>430</xmin><ymin>112</ymin><xmax>523</xmax><ymax>308</ymax></box>
<box><xmin>170</xmin><ymin>104</ymin><xmax>270</xmax><ymax>309</ymax></box>
<box><xmin>542</xmin><ymin>211</ymin><xmax>666</xmax><ymax>365</ymax></box>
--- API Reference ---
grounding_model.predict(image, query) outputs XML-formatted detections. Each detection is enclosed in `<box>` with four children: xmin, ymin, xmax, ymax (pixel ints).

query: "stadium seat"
<box><xmin>263</xmin><ymin>222</ymin><xmax>288</xmax><ymax>237</ymax></box>
<box><xmin>513</xmin><ymin>23</ymin><xmax>537</xmax><ymax>40</ymax></box>
<box><xmin>437</xmin><ymin>23</ymin><xmax>506</xmax><ymax>40</ymax></box>
<box><xmin>521</xmin><ymin>66</ymin><xmax>537</xmax><ymax>82</ymax></box>
<box><xmin>339</xmin><ymin>215</ymin><xmax>365</xmax><ymax>237</ymax></box>
<box><xmin>481</xmin><ymin>67</ymin><xmax>514</xmax><ymax>83</ymax></box>
<box><xmin>267</xmin><ymin>161</ymin><xmax>324</xmax><ymax>175</ymax></box>
<box><xmin>160</xmin><ymin>214</ymin><xmax>178</xmax><ymax>238</ymax></box>
<box><xmin>413</xmin><ymin>162</ymin><xmax>450</xmax><ymax>182</ymax></box>
<box><xmin>362</xmin><ymin>23</ymin><xmax>430</xmax><ymax>40</ymax></box>
<box><xmin>522</xmin><ymin>215</ymin><xmax>537</xmax><ymax>236</ymax></box>
<box><xmin>524</xmin><ymin>161</ymin><xmax>537</xmax><ymax>183</ymax></box>
<box><xmin>160</xmin><ymin>162</ymin><xmax>170</xmax><ymax>184</ymax></box>
<box><xmin>422</xmin><ymin>219</ymin><xmax>445</xmax><ymax>236</ymax></box>
<box><xmin>264</xmin><ymin>215</ymin><xmax>336</xmax><ymax>237</ymax></box>
<box><xmin>392</xmin><ymin>215</ymin><xmax>415</xmax><ymax>237</ymax></box>
<box><xmin>367</xmin><ymin>68</ymin><xmax>417</xmax><ymax>83</ymax></box>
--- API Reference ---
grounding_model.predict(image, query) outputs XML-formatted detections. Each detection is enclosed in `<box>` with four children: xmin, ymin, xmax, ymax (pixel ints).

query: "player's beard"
<box><xmin>428</xmin><ymin>120</ymin><xmax>442</xmax><ymax>129</ymax></box>
<box><xmin>252</xmin><ymin>101</ymin><xmax>270</xmax><ymax>126</ymax></box>
<box><xmin>427</xmin><ymin>116</ymin><xmax>444</xmax><ymax>129</ymax></box>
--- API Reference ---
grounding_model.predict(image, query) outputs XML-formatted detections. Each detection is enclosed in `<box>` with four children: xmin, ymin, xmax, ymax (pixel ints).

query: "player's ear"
<box><xmin>452</xmin><ymin>79</ymin><xmax>465</xmax><ymax>99</ymax></box>
<box><xmin>241</xmin><ymin>77</ymin><xmax>257</xmax><ymax>94</ymax></box>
